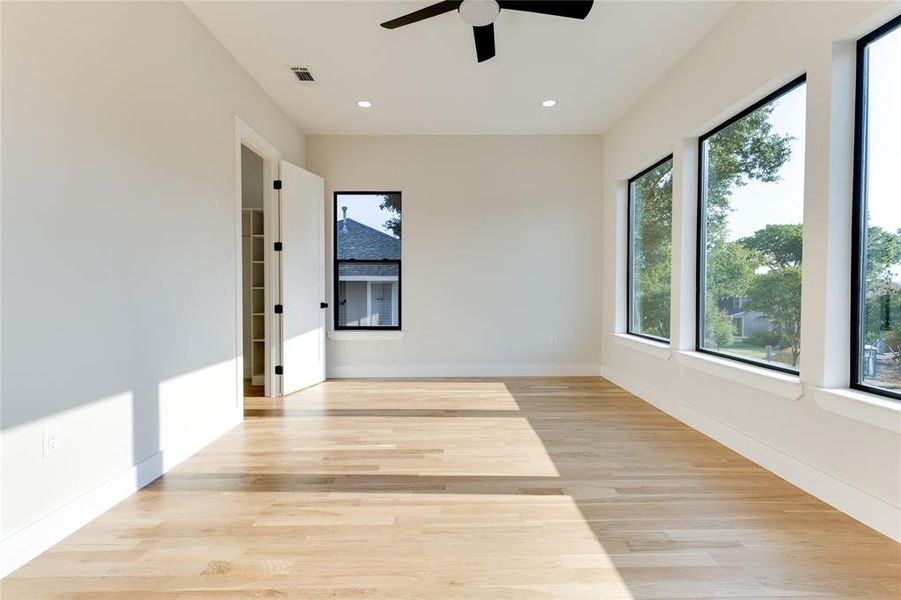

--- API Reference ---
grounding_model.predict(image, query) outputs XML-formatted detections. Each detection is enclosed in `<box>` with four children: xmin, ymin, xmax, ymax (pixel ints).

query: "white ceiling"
<box><xmin>187</xmin><ymin>1</ymin><xmax>734</xmax><ymax>135</ymax></box>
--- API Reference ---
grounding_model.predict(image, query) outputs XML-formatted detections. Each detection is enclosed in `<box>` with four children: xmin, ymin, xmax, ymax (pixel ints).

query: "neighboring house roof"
<box><xmin>337</xmin><ymin>218</ymin><xmax>400</xmax><ymax>279</ymax></box>
<box><xmin>339</xmin><ymin>263</ymin><xmax>398</xmax><ymax>278</ymax></box>
<box><xmin>337</xmin><ymin>219</ymin><xmax>400</xmax><ymax>260</ymax></box>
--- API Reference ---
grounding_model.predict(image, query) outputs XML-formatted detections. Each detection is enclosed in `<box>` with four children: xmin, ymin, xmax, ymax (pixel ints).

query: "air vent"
<box><xmin>290</xmin><ymin>66</ymin><xmax>315</xmax><ymax>83</ymax></box>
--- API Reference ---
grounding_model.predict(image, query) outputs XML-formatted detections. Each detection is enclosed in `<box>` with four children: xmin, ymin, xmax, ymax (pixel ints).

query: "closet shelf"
<box><xmin>243</xmin><ymin>206</ymin><xmax>266</xmax><ymax>387</ymax></box>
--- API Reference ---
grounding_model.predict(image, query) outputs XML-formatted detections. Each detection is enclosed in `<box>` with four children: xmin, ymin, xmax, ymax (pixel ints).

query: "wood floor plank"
<box><xmin>2</xmin><ymin>377</ymin><xmax>899</xmax><ymax>599</ymax></box>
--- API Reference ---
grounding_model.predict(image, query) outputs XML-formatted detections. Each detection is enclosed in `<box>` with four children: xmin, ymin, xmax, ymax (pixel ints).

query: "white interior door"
<box><xmin>278</xmin><ymin>160</ymin><xmax>325</xmax><ymax>395</ymax></box>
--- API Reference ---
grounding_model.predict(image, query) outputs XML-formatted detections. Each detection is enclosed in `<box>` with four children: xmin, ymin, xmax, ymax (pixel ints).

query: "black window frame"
<box><xmin>850</xmin><ymin>14</ymin><xmax>901</xmax><ymax>401</ymax></box>
<box><xmin>333</xmin><ymin>191</ymin><xmax>402</xmax><ymax>331</ymax></box>
<box><xmin>626</xmin><ymin>154</ymin><xmax>674</xmax><ymax>344</ymax></box>
<box><xmin>695</xmin><ymin>74</ymin><xmax>807</xmax><ymax>375</ymax></box>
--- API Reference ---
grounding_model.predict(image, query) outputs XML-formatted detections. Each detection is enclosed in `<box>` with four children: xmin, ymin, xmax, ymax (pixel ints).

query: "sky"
<box><xmin>335</xmin><ymin>193</ymin><xmax>398</xmax><ymax>238</ymax></box>
<box><xmin>723</xmin><ymin>24</ymin><xmax>900</xmax><ymax>250</ymax></box>
<box><xmin>866</xmin><ymin>26</ymin><xmax>901</xmax><ymax>236</ymax></box>
<box><xmin>721</xmin><ymin>83</ymin><xmax>806</xmax><ymax>241</ymax></box>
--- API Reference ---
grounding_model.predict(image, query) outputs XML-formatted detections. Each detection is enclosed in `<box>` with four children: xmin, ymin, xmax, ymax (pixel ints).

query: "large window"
<box><xmin>627</xmin><ymin>156</ymin><xmax>673</xmax><ymax>341</ymax></box>
<box><xmin>697</xmin><ymin>76</ymin><xmax>807</xmax><ymax>373</ymax></box>
<box><xmin>853</xmin><ymin>15</ymin><xmax>901</xmax><ymax>399</ymax></box>
<box><xmin>334</xmin><ymin>192</ymin><xmax>401</xmax><ymax>330</ymax></box>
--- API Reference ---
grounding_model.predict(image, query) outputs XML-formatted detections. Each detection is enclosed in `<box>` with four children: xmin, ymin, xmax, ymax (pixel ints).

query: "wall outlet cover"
<box><xmin>42</xmin><ymin>429</ymin><xmax>58</xmax><ymax>459</ymax></box>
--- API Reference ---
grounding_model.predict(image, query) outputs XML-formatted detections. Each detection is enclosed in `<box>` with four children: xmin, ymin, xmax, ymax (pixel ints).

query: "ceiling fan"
<box><xmin>381</xmin><ymin>0</ymin><xmax>594</xmax><ymax>63</ymax></box>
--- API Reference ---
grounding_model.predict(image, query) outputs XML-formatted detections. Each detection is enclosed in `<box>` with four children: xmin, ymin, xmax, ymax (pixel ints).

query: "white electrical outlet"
<box><xmin>43</xmin><ymin>428</ymin><xmax>58</xmax><ymax>459</ymax></box>
<box><xmin>550</xmin><ymin>335</ymin><xmax>560</xmax><ymax>347</ymax></box>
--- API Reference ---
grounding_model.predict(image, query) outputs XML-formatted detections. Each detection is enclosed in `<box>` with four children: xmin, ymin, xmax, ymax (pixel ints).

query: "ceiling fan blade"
<box><xmin>497</xmin><ymin>0</ymin><xmax>593</xmax><ymax>20</ymax></box>
<box><xmin>473</xmin><ymin>23</ymin><xmax>496</xmax><ymax>62</ymax></box>
<box><xmin>380</xmin><ymin>1</ymin><xmax>462</xmax><ymax>29</ymax></box>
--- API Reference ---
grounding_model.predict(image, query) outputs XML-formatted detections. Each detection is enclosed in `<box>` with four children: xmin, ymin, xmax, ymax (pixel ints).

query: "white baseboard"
<box><xmin>0</xmin><ymin>410</ymin><xmax>242</xmax><ymax>578</ymax></box>
<box><xmin>601</xmin><ymin>366</ymin><xmax>901</xmax><ymax>542</ymax></box>
<box><xmin>327</xmin><ymin>363</ymin><xmax>604</xmax><ymax>378</ymax></box>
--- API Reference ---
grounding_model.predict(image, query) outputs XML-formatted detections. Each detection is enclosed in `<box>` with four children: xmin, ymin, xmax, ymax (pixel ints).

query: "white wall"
<box><xmin>306</xmin><ymin>136</ymin><xmax>604</xmax><ymax>377</ymax></box>
<box><xmin>0</xmin><ymin>1</ymin><xmax>305</xmax><ymax>574</ymax></box>
<box><xmin>600</xmin><ymin>0</ymin><xmax>901</xmax><ymax>539</ymax></box>
<box><xmin>241</xmin><ymin>145</ymin><xmax>265</xmax><ymax>210</ymax></box>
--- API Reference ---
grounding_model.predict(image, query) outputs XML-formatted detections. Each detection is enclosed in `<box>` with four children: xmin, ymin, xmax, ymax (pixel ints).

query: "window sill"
<box><xmin>812</xmin><ymin>387</ymin><xmax>901</xmax><ymax>434</ymax></box>
<box><xmin>328</xmin><ymin>330</ymin><xmax>405</xmax><ymax>341</ymax></box>
<box><xmin>672</xmin><ymin>350</ymin><xmax>803</xmax><ymax>400</ymax></box>
<box><xmin>612</xmin><ymin>333</ymin><xmax>671</xmax><ymax>360</ymax></box>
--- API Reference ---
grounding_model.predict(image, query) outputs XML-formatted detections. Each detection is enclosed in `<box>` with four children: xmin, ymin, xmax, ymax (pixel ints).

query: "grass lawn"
<box><xmin>713</xmin><ymin>340</ymin><xmax>796</xmax><ymax>369</ymax></box>
<box><xmin>720</xmin><ymin>341</ymin><xmax>769</xmax><ymax>360</ymax></box>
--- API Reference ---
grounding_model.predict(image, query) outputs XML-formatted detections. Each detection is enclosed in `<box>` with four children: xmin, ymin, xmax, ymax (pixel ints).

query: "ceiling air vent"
<box><xmin>290</xmin><ymin>66</ymin><xmax>315</xmax><ymax>83</ymax></box>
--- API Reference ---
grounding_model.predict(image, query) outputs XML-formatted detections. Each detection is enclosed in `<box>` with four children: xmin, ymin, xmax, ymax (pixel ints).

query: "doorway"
<box><xmin>235</xmin><ymin>117</ymin><xmax>281</xmax><ymax>401</ymax></box>
<box><xmin>240</xmin><ymin>144</ymin><xmax>267</xmax><ymax>397</ymax></box>
<box><xmin>234</xmin><ymin>117</ymin><xmax>327</xmax><ymax>402</ymax></box>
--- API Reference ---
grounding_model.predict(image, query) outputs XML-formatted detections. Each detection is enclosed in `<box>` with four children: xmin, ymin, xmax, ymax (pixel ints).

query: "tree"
<box><xmin>738</xmin><ymin>223</ymin><xmax>802</xmax><ymax>268</ymax></box>
<box><xmin>699</xmin><ymin>103</ymin><xmax>795</xmax><ymax>357</ymax></box>
<box><xmin>629</xmin><ymin>102</ymin><xmax>793</xmax><ymax>346</ymax></box>
<box><xmin>864</xmin><ymin>226</ymin><xmax>901</xmax><ymax>287</ymax></box>
<box><xmin>704</xmin><ymin>299</ymin><xmax>736</xmax><ymax>349</ymax></box>
<box><xmin>701</xmin><ymin>240</ymin><xmax>758</xmax><ymax>350</ymax></box>
<box><xmin>745</xmin><ymin>266</ymin><xmax>802</xmax><ymax>366</ymax></box>
<box><xmin>705</xmin><ymin>240</ymin><xmax>758</xmax><ymax>299</ymax></box>
<box><xmin>631</xmin><ymin>161</ymin><xmax>673</xmax><ymax>338</ymax></box>
<box><xmin>379</xmin><ymin>193</ymin><xmax>402</xmax><ymax>238</ymax></box>
<box><xmin>703</xmin><ymin>106</ymin><xmax>793</xmax><ymax>245</ymax></box>
<box><xmin>862</xmin><ymin>226</ymin><xmax>901</xmax><ymax>341</ymax></box>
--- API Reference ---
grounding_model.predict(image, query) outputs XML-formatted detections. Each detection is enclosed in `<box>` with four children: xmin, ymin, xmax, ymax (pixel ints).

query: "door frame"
<box><xmin>234</xmin><ymin>116</ymin><xmax>281</xmax><ymax>400</ymax></box>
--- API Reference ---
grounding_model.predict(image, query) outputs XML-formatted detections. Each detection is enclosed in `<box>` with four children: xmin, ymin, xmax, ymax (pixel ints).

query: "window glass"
<box><xmin>628</xmin><ymin>157</ymin><xmax>673</xmax><ymax>341</ymax></box>
<box><xmin>855</xmin><ymin>19</ymin><xmax>901</xmax><ymax>395</ymax></box>
<box><xmin>699</xmin><ymin>79</ymin><xmax>807</xmax><ymax>372</ymax></box>
<box><xmin>334</xmin><ymin>193</ymin><xmax>401</xmax><ymax>329</ymax></box>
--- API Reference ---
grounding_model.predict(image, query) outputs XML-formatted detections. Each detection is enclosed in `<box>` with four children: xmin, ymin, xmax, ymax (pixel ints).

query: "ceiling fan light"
<box><xmin>459</xmin><ymin>0</ymin><xmax>500</xmax><ymax>27</ymax></box>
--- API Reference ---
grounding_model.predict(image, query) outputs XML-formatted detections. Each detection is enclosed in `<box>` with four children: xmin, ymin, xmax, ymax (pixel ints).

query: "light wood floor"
<box><xmin>3</xmin><ymin>377</ymin><xmax>899</xmax><ymax>598</ymax></box>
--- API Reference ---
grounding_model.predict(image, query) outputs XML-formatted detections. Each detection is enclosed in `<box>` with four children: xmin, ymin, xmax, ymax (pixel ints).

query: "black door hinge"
<box><xmin>275</xmin><ymin>365</ymin><xmax>283</xmax><ymax>375</ymax></box>
<box><xmin>274</xmin><ymin>241</ymin><xmax>283</xmax><ymax>251</ymax></box>
<box><xmin>273</xmin><ymin>180</ymin><xmax>282</xmax><ymax>190</ymax></box>
<box><xmin>320</xmin><ymin>302</ymin><xmax>329</xmax><ymax>309</ymax></box>
<box><xmin>274</xmin><ymin>304</ymin><xmax>283</xmax><ymax>314</ymax></box>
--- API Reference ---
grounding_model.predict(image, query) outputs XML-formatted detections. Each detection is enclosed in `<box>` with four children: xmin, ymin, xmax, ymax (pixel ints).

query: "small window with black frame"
<box><xmin>334</xmin><ymin>192</ymin><xmax>401</xmax><ymax>330</ymax></box>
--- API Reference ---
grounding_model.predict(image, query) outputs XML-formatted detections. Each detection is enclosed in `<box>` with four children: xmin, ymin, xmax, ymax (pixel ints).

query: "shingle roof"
<box><xmin>338</xmin><ymin>263</ymin><xmax>398</xmax><ymax>278</ymax></box>
<box><xmin>337</xmin><ymin>219</ymin><xmax>400</xmax><ymax>260</ymax></box>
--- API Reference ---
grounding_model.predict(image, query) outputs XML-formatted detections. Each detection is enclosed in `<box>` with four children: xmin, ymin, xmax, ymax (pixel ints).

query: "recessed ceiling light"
<box><xmin>541</xmin><ymin>99</ymin><xmax>557</xmax><ymax>108</ymax></box>
<box><xmin>356</xmin><ymin>100</ymin><xmax>373</xmax><ymax>108</ymax></box>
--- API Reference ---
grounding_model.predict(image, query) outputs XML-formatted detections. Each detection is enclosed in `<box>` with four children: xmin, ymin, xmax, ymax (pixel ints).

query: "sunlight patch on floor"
<box><xmin>199</xmin><ymin>415</ymin><xmax>561</xmax><ymax>478</ymax></box>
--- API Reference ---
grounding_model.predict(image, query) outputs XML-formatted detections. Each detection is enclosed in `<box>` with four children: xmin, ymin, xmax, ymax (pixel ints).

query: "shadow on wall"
<box><xmin>1</xmin><ymin>306</ymin><xmax>325</xmax><ymax>558</ymax></box>
<box><xmin>0</xmin><ymin>324</ymin><xmax>242</xmax><ymax>534</ymax></box>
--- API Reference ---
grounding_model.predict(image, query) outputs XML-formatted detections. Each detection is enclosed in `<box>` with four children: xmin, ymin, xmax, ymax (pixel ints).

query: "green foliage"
<box><xmin>700</xmin><ymin>100</ymin><xmax>798</xmax><ymax>364</ymax></box>
<box><xmin>704</xmin><ymin>298</ymin><xmax>735</xmax><ymax>349</ymax></box>
<box><xmin>705</xmin><ymin>240</ymin><xmax>758</xmax><ymax>300</ymax></box>
<box><xmin>745</xmin><ymin>330</ymin><xmax>789</xmax><ymax>349</ymax></box>
<box><xmin>738</xmin><ymin>223</ymin><xmax>802</xmax><ymax>268</ymax></box>
<box><xmin>704</xmin><ymin>106</ymin><xmax>793</xmax><ymax>243</ymax></box>
<box><xmin>860</xmin><ymin>226</ymin><xmax>901</xmax><ymax>342</ymax></box>
<box><xmin>630</xmin><ymin>160</ymin><xmax>673</xmax><ymax>338</ymax></box>
<box><xmin>745</xmin><ymin>266</ymin><xmax>802</xmax><ymax>366</ymax></box>
<box><xmin>379</xmin><ymin>193</ymin><xmax>402</xmax><ymax>238</ymax></box>
<box><xmin>865</xmin><ymin>226</ymin><xmax>901</xmax><ymax>287</ymax></box>
<box><xmin>865</xmin><ymin>290</ymin><xmax>901</xmax><ymax>341</ymax></box>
